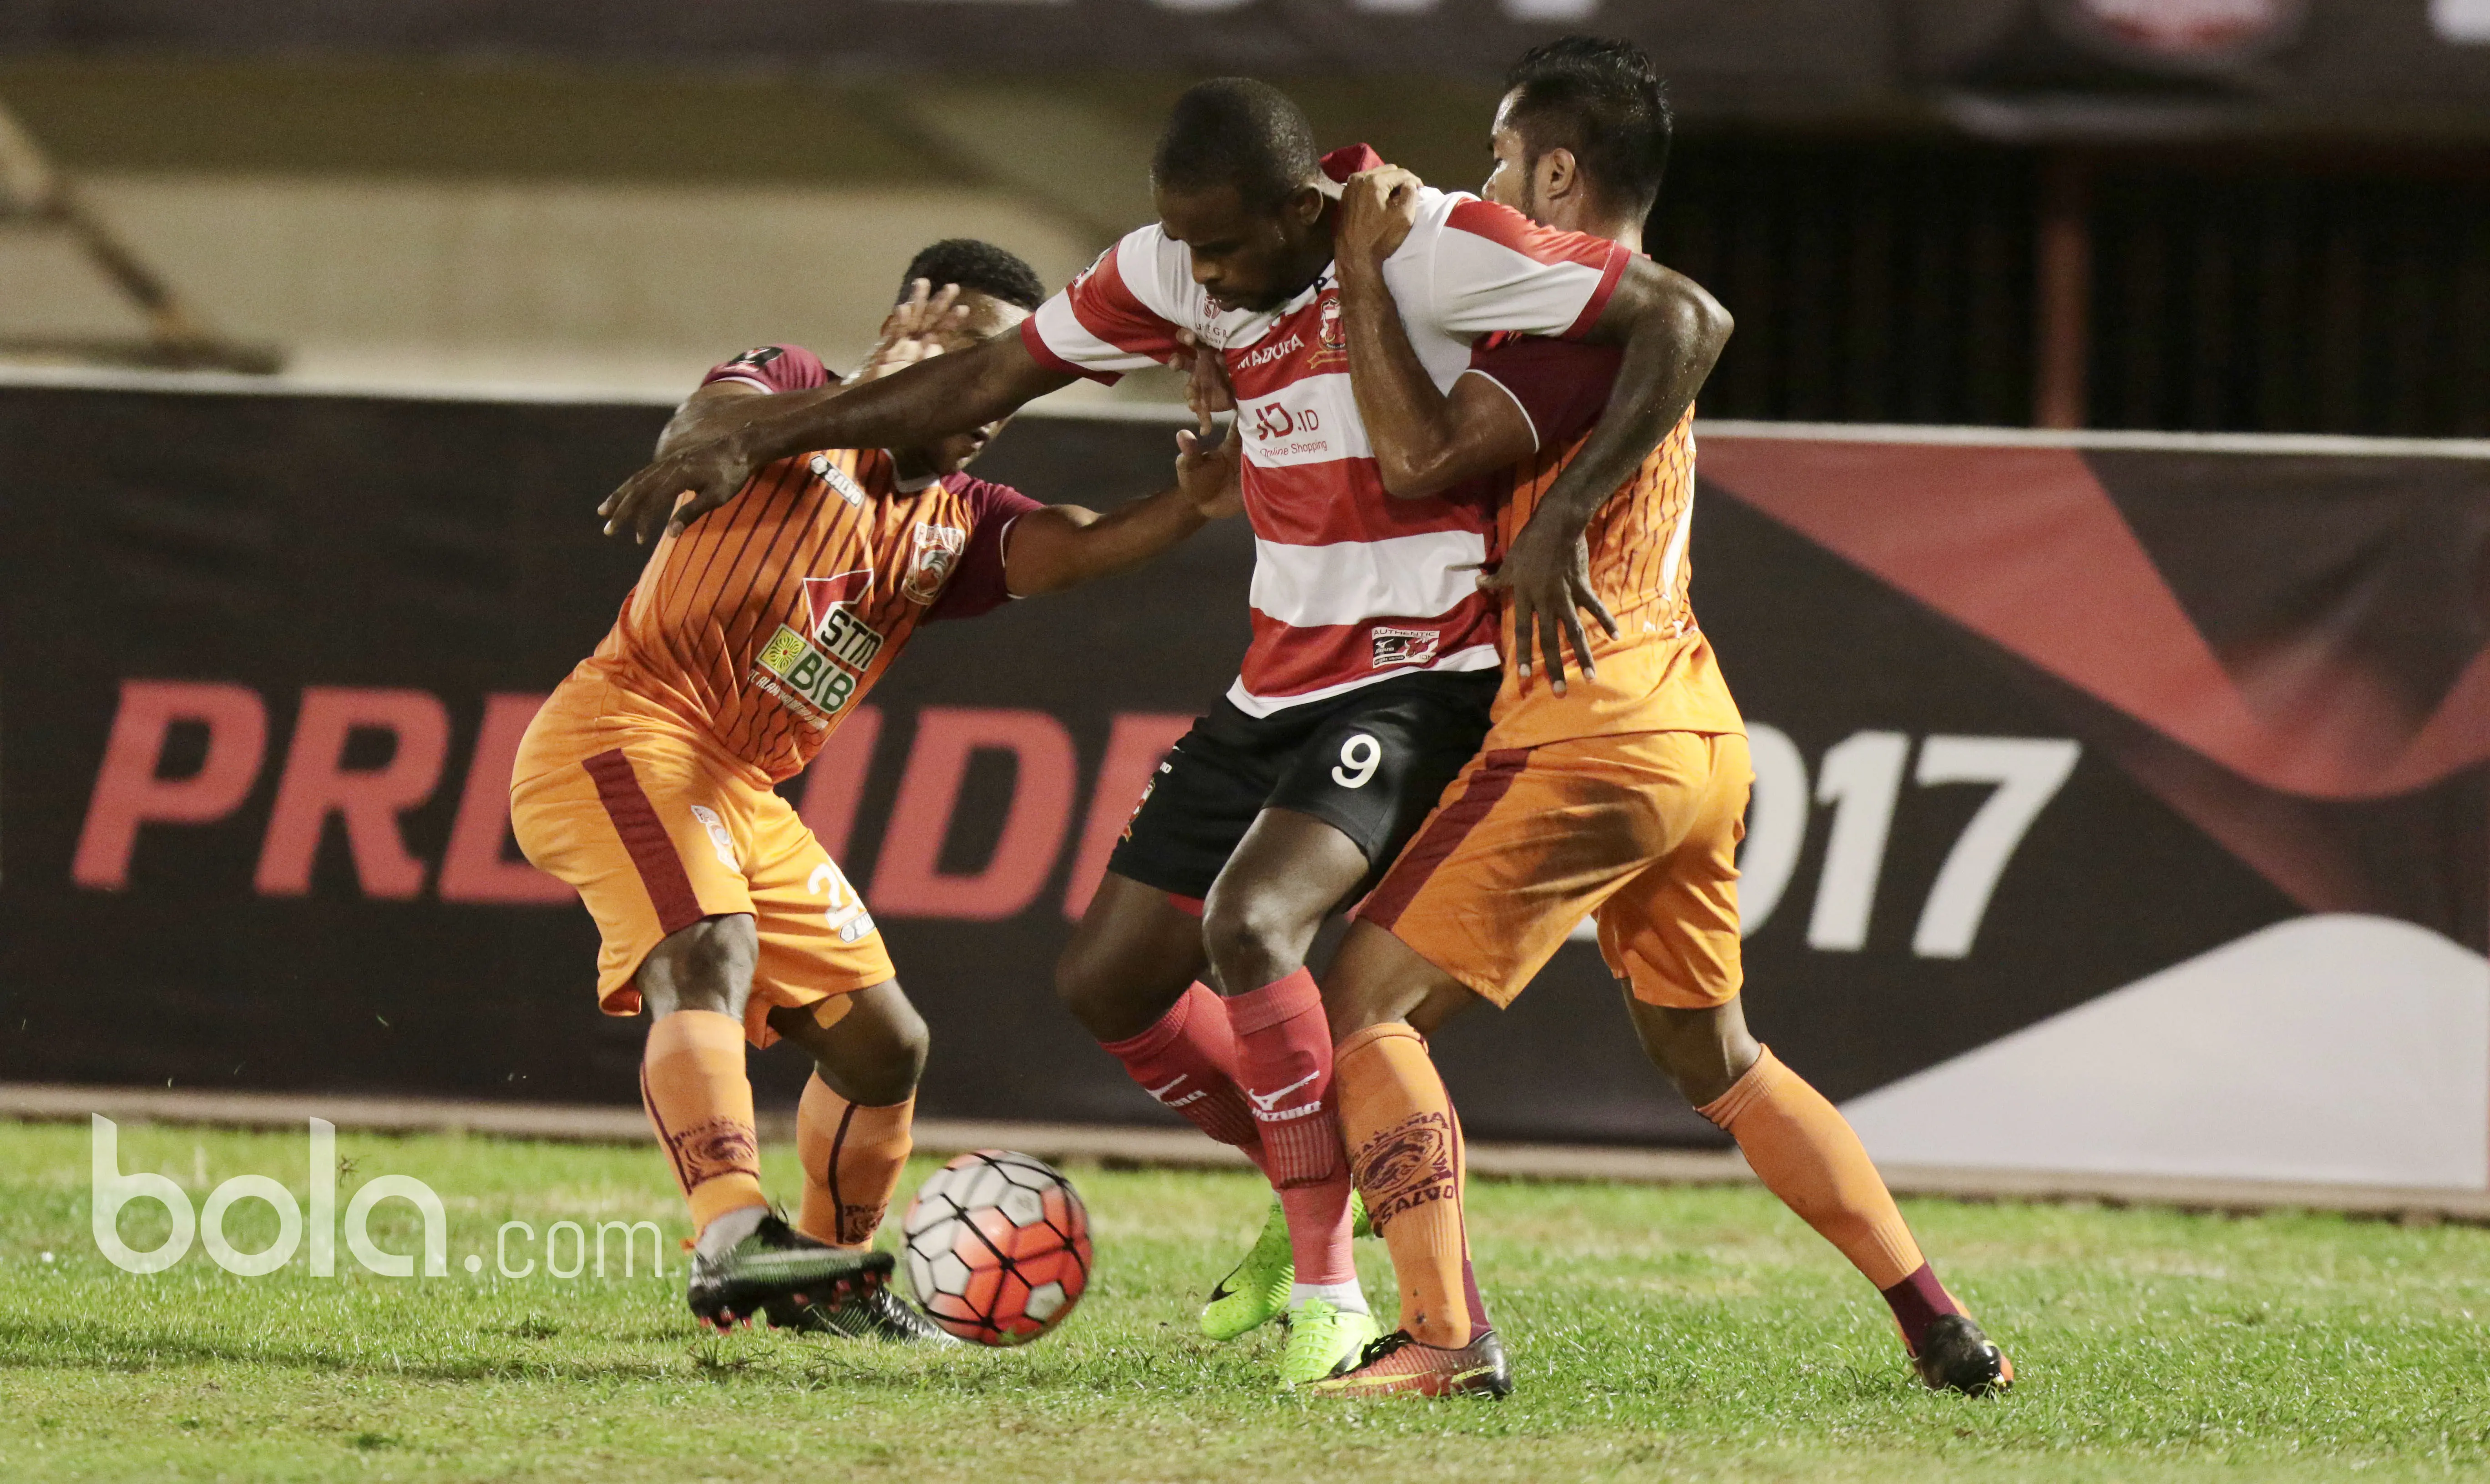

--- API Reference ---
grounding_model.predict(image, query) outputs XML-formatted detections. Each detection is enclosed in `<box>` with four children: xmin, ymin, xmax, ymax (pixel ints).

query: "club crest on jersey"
<box><xmin>1316</xmin><ymin>290</ymin><xmax>1346</xmax><ymax>354</ymax></box>
<box><xmin>751</xmin><ymin>569</ymin><xmax>886</xmax><ymax>729</ymax></box>
<box><xmin>808</xmin><ymin>453</ymin><xmax>869</xmax><ymax>509</ymax></box>
<box><xmin>1371</xmin><ymin>626</ymin><xmax>1441</xmax><ymax>669</ymax></box>
<box><xmin>902</xmin><ymin>523</ymin><xmax>966</xmax><ymax>604</ymax></box>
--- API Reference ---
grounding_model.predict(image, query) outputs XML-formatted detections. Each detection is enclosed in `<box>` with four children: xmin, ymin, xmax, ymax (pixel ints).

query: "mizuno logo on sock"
<box><xmin>1247</xmin><ymin>1072</ymin><xmax>1320</xmax><ymax>1110</ymax></box>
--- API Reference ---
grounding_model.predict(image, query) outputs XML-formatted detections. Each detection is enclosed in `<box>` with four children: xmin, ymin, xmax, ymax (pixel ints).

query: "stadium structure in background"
<box><xmin>4</xmin><ymin>374</ymin><xmax>2482</xmax><ymax>1191</ymax></box>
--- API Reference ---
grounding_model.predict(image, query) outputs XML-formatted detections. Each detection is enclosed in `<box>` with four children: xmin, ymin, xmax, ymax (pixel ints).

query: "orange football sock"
<box><xmin>1699</xmin><ymin>1045</ymin><xmax>1962</xmax><ymax>1349</ymax></box>
<box><xmin>639</xmin><ymin>1009</ymin><xmax>767</xmax><ymax>1236</ymax></box>
<box><xmin>795</xmin><ymin>1074</ymin><xmax>915</xmax><ymax>1250</ymax></box>
<box><xmin>1336</xmin><ymin>1023</ymin><xmax>1487</xmax><ymax>1348</ymax></box>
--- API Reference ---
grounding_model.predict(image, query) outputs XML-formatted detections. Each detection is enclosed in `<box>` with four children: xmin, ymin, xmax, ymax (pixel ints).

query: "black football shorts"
<box><xmin>1105</xmin><ymin>670</ymin><xmax>1500</xmax><ymax>904</ymax></box>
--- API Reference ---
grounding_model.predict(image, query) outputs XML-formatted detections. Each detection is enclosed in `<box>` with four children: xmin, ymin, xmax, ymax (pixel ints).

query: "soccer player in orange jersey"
<box><xmin>1298</xmin><ymin>41</ymin><xmax>2014</xmax><ymax>1398</ymax></box>
<box><xmin>512</xmin><ymin>240</ymin><xmax>1240</xmax><ymax>1340</ymax></box>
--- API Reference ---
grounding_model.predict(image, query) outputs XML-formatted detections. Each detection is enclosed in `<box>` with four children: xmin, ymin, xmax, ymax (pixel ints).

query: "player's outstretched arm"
<box><xmin>1002</xmin><ymin>403</ymin><xmax>1242</xmax><ymax>596</ymax></box>
<box><xmin>599</xmin><ymin>330</ymin><xmax>1074</xmax><ymax>545</ymax></box>
<box><xmin>1494</xmin><ymin>259</ymin><xmax>1731</xmax><ymax>693</ymax></box>
<box><xmin>1334</xmin><ymin>168</ymin><xmax>1537</xmax><ymax>499</ymax></box>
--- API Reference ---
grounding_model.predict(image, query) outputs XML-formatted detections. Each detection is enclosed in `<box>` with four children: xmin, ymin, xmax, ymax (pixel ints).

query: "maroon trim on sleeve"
<box><xmin>926</xmin><ymin>476</ymin><xmax>1048</xmax><ymax>623</ymax></box>
<box><xmin>1466</xmin><ymin>338</ymin><xmax>1623</xmax><ymax>452</ymax></box>
<box><xmin>699</xmin><ymin>343</ymin><xmax>829</xmax><ymax>394</ymax></box>
<box><xmin>1561</xmin><ymin>251</ymin><xmax>1632</xmax><ymax>340</ymax></box>
<box><xmin>1321</xmin><ymin>143</ymin><xmax>1387</xmax><ymax>182</ymax></box>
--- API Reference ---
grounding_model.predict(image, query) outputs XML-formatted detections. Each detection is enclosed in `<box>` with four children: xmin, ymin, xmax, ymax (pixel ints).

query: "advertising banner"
<box><xmin>3</xmin><ymin>377</ymin><xmax>2483</xmax><ymax>1187</ymax></box>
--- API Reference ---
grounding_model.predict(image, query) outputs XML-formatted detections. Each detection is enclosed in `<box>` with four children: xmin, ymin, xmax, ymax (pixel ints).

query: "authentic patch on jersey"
<box><xmin>1372</xmin><ymin>627</ymin><xmax>1442</xmax><ymax>669</ymax></box>
<box><xmin>751</xmin><ymin>591</ymin><xmax>886</xmax><ymax>729</ymax></box>
<box><xmin>903</xmin><ymin>523</ymin><xmax>967</xmax><ymax>604</ymax></box>
<box><xmin>809</xmin><ymin>454</ymin><xmax>868</xmax><ymax>510</ymax></box>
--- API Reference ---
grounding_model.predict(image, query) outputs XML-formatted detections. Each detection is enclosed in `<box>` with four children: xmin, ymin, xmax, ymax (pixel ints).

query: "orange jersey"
<box><xmin>583</xmin><ymin>344</ymin><xmax>1040</xmax><ymax>784</ymax></box>
<box><xmin>1463</xmin><ymin>338</ymin><xmax>1742</xmax><ymax>749</ymax></box>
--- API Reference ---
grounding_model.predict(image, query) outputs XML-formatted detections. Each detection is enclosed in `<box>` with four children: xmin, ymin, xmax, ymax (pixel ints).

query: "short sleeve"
<box><xmin>1416</xmin><ymin>199</ymin><xmax>1634</xmax><ymax>342</ymax></box>
<box><xmin>926</xmin><ymin>475</ymin><xmax>1048</xmax><ymax>623</ymax></box>
<box><xmin>1463</xmin><ymin>337</ymin><xmax>1624</xmax><ymax>452</ymax></box>
<box><xmin>1021</xmin><ymin>227</ymin><xmax>1190</xmax><ymax>385</ymax></box>
<box><xmin>700</xmin><ymin>344</ymin><xmax>830</xmax><ymax>394</ymax></box>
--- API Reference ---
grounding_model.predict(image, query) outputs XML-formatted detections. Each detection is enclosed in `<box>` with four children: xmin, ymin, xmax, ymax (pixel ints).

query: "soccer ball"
<box><xmin>901</xmin><ymin>1150</ymin><xmax>1092</xmax><ymax>1345</ymax></box>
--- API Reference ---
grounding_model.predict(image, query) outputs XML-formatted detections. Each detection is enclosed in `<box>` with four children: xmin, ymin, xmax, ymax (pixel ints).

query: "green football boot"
<box><xmin>1201</xmin><ymin>1199</ymin><xmax>1293</xmax><ymax>1341</ymax></box>
<box><xmin>1200</xmin><ymin>1192</ymin><xmax>1376</xmax><ymax>1343</ymax></box>
<box><xmin>1277</xmin><ymin>1297</ymin><xmax>1381</xmax><ymax>1386</ymax></box>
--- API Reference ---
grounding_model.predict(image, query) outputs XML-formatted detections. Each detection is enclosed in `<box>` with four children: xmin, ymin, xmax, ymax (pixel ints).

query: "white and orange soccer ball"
<box><xmin>901</xmin><ymin>1150</ymin><xmax>1092</xmax><ymax>1345</ymax></box>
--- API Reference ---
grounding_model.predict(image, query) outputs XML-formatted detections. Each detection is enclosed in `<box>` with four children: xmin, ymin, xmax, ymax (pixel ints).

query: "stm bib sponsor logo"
<box><xmin>1371</xmin><ymin>626</ymin><xmax>1441</xmax><ymax>669</ymax></box>
<box><xmin>808</xmin><ymin>453</ymin><xmax>869</xmax><ymax>510</ymax></box>
<box><xmin>751</xmin><ymin>571</ymin><xmax>886</xmax><ymax>728</ymax></box>
<box><xmin>903</xmin><ymin>523</ymin><xmax>966</xmax><ymax>604</ymax></box>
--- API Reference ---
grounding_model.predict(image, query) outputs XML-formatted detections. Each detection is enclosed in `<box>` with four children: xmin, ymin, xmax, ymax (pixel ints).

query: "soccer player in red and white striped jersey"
<box><xmin>598</xmin><ymin>77</ymin><xmax>1731</xmax><ymax>1382</ymax></box>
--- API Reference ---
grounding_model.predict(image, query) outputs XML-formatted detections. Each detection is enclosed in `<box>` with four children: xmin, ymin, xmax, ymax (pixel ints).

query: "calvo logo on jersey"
<box><xmin>809</xmin><ymin>453</ymin><xmax>870</xmax><ymax>510</ymax></box>
<box><xmin>751</xmin><ymin>568</ymin><xmax>884</xmax><ymax>728</ymax></box>
<box><xmin>903</xmin><ymin>523</ymin><xmax>967</xmax><ymax>604</ymax></box>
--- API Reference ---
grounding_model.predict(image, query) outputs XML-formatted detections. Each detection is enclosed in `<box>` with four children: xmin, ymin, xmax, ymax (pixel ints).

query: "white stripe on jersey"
<box><xmin>1248</xmin><ymin>530</ymin><xmax>1488</xmax><ymax>629</ymax></box>
<box><xmin>1225</xmin><ymin>643</ymin><xmax>1502</xmax><ymax>718</ymax></box>
<box><xmin>1029</xmin><ymin>293</ymin><xmax>1163</xmax><ymax>376</ymax></box>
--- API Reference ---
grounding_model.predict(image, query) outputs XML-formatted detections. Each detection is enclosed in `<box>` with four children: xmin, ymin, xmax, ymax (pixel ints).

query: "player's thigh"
<box><xmin>1599</xmin><ymin>732</ymin><xmax>1751</xmax><ymax>1014</ymax></box>
<box><xmin>740</xmin><ymin>793</ymin><xmax>899</xmax><ymax>1051</ymax></box>
<box><xmin>1056</xmin><ymin>870</ymin><xmax>1211</xmax><ymax>1041</ymax></box>
<box><xmin>1324</xmin><ymin>919</ymin><xmax>1482</xmax><ymax>1042</ymax></box>
<box><xmin>765</xmin><ymin>978</ymin><xmax>926</xmax><ymax>1107</ymax></box>
<box><xmin>1356</xmin><ymin>739</ymin><xmax>1677</xmax><ymax>1010</ymax></box>
<box><xmin>510</xmin><ymin>731</ymin><xmax>759</xmax><ymax>1017</ymax></box>
<box><xmin>1200</xmin><ymin>804</ymin><xmax>1373</xmax><ymax>962</ymax></box>
<box><xmin>1261</xmin><ymin>676</ymin><xmax>1498</xmax><ymax>898</ymax></box>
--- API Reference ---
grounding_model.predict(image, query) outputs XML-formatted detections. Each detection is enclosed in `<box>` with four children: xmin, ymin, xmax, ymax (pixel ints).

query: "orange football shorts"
<box><xmin>509</xmin><ymin>670</ymin><xmax>891</xmax><ymax>1049</ymax></box>
<box><xmin>1356</xmin><ymin>730</ymin><xmax>1750</xmax><ymax>1010</ymax></box>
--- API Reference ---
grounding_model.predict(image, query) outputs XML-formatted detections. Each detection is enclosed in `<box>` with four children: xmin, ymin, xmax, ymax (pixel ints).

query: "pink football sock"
<box><xmin>1098</xmin><ymin>982</ymin><xmax>1266</xmax><ymax>1168</ymax></box>
<box><xmin>1229</xmin><ymin>967</ymin><xmax>1356</xmax><ymax>1288</ymax></box>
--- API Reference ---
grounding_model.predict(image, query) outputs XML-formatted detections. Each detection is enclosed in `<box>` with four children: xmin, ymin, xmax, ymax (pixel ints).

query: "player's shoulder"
<box><xmin>1083</xmin><ymin>222</ymin><xmax>1206</xmax><ymax>330</ymax></box>
<box><xmin>1431</xmin><ymin>195</ymin><xmax>1622</xmax><ymax>271</ymax></box>
<box><xmin>937</xmin><ymin>472</ymin><xmax>1046</xmax><ymax>523</ymax></box>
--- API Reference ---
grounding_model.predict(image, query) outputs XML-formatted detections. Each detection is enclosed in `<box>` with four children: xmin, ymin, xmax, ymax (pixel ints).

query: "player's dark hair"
<box><xmin>899</xmin><ymin>238</ymin><xmax>1047</xmax><ymax>311</ymax></box>
<box><xmin>1503</xmin><ymin>36</ymin><xmax>1673</xmax><ymax>218</ymax></box>
<box><xmin>1151</xmin><ymin>78</ymin><xmax>1322</xmax><ymax>214</ymax></box>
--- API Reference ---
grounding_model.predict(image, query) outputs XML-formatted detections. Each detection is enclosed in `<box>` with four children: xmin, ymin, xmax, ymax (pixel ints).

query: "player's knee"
<box><xmin>638</xmin><ymin>914</ymin><xmax>758</xmax><ymax>1020</ymax></box>
<box><xmin>1199</xmin><ymin>883</ymin><xmax>1317</xmax><ymax>985</ymax></box>
<box><xmin>845</xmin><ymin>1013</ymin><xmax>928</xmax><ymax>1107</ymax></box>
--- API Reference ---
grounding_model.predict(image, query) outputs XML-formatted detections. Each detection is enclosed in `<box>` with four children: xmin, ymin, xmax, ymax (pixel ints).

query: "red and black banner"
<box><xmin>4</xmin><ymin>379</ymin><xmax>2484</xmax><ymax>1184</ymax></box>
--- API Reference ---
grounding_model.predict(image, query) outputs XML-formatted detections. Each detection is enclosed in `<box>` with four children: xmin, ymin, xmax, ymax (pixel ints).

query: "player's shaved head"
<box><xmin>1501</xmin><ymin>36</ymin><xmax>1673</xmax><ymax>220</ymax></box>
<box><xmin>1152</xmin><ymin>79</ymin><xmax>1321</xmax><ymax>215</ymax></box>
<box><xmin>899</xmin><ymin>238</ymin><xmax>1046</xmax><ymax>312</ymax></box>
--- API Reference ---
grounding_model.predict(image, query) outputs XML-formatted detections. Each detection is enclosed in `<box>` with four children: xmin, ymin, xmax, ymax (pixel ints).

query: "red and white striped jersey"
<box><xmin>1020</xmin><ymin>145</ymin><xmax>1632</xmax><ymax>716</ymax></box>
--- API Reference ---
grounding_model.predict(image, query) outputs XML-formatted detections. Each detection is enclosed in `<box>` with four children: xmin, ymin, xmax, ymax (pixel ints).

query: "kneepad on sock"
<box><xmin>795</xmin><ymin>1075</ymin><xmax>914</xmax><ymax>1249</ymax></box>
<box><xmin>640</xmin><ymin>1009</ymin><xmax>766</xmax><ymax>1235</ymax></box>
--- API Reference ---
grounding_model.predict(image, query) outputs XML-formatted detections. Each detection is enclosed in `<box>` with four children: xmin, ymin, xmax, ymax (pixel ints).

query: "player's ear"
<box><xmin>1539</xmin><ymin>147</ymin><xmax>1579</xmax><ymax>205</ymax></box>
<box><xmin>1286</xmin><ymin>182</ymin><xmax>1328</xmax><ymax>230</ymax></box>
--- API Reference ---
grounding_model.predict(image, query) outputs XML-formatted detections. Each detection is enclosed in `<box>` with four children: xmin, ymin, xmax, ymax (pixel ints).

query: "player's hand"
<box><xmin>1174</xmin><ymin>403</ymin><xmax>1242</xmax><ymax>520</ymax></box>
<box><xmin>1337</xmin><ymin>166</ymin><xmax>1424</xmax><ymax>277</ymax></box>
<box><xmin>1174</xmin><ymin>329</ymin><xmax>1235</xmax><ymax>419</ymax></box>
<box><xmin>856</xmin><ymin>278</ymin><xmax>972</xmax><ymax>383</ymax></box>
<box><xmin>1474</xmin><ymin>511</ymin><xmax>1616</xmax><ymax>697</ymax></box>
<box><xmin>599</xmin><ymin>433</ymin><xmax>757</xmax><ymax>545</ymax></box>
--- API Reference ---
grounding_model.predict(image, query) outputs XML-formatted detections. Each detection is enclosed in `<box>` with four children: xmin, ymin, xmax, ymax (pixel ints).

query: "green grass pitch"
<box><xmin>4</xmin><ymin>1117</ymin><xmax>2487</xmax><ymax>1482</ymax></box>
